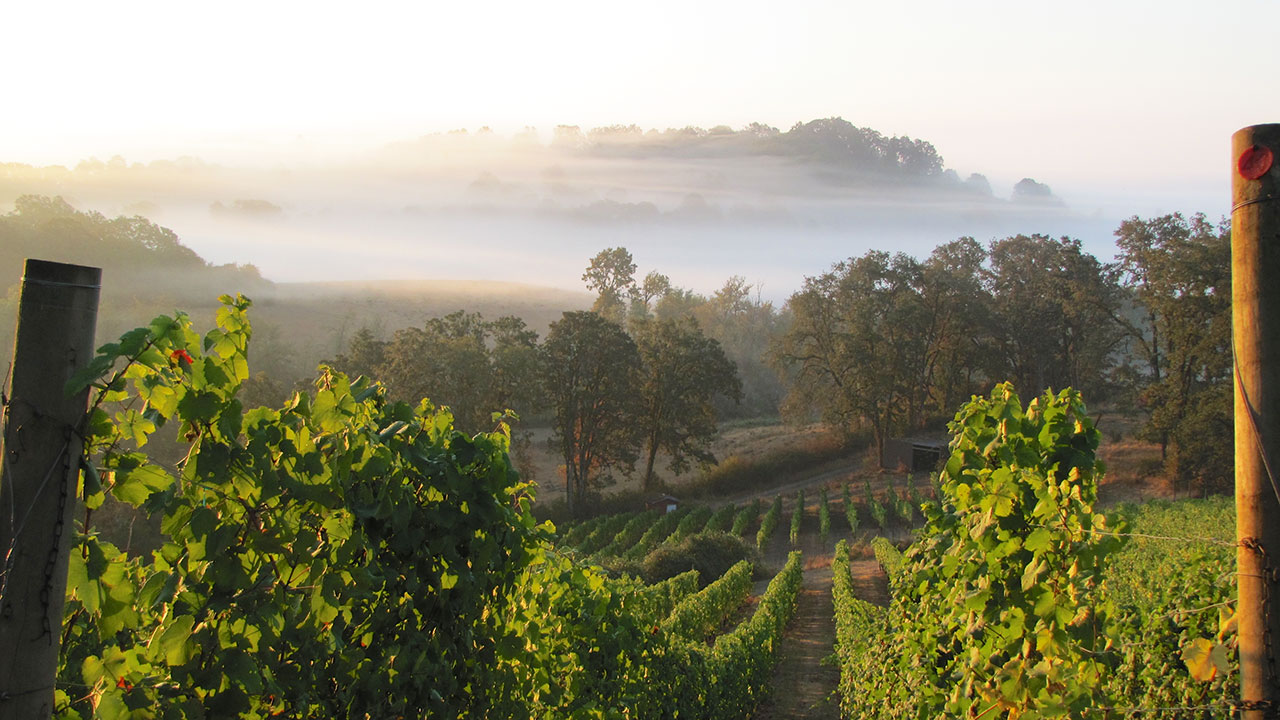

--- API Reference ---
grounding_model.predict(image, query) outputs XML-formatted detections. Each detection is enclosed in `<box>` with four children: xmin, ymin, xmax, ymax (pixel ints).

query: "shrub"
<box><xmin>643</xmin><ymin>531</ymin><xmax>758</xmax><ymax>586</ymax></box>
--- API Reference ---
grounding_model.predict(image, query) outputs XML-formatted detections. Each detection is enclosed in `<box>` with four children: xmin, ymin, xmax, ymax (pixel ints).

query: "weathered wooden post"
<box><xmin>1234</xmin><ymin>123</ymin><xmax>1280</xmax><ymax>718</ymax></box>
<box><xmin>0</xmin><ymin>260</ymin><xmax>100</xmax><ymax>718</ymax></box>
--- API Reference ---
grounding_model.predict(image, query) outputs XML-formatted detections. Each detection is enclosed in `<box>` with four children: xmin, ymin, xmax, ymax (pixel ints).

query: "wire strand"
<box><xmin>1232</xmin><ymin>337</ymin><xmax>1280</xmax><ymax>510</ymax></box>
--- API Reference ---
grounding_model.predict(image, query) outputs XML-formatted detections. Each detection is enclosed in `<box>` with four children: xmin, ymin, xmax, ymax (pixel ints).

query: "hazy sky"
<box><xmin>3</xmin><ymin>0</ymin><xmax>1275</xmax><ymax>215</ymax></box>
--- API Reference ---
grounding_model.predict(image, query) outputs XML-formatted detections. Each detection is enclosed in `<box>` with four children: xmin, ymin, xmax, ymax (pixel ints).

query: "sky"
<box><xmin>2</xmin><ymin>0</ymin><xmax>1277</xmax><ymax>289</ymax></box>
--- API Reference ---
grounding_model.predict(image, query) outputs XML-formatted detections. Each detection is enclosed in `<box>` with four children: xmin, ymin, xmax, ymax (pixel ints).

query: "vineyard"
<box><xmin>19</xmin><ymin>301</ymin><xmax>1246</xmax><ymax>719</ymax></box>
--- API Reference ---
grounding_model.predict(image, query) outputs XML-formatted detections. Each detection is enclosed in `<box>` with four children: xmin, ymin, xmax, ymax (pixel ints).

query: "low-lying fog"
<box><xmin>0</xmin><ymin>122</ymin><xmax>1206</xmax><ymax>301</ymax></box>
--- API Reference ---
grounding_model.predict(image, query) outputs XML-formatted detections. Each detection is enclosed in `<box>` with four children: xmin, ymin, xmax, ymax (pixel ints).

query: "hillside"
<box><xmin>0</xmin><ymin>196</ymin><xmax>593</xmax><ymax>381</ymax></box>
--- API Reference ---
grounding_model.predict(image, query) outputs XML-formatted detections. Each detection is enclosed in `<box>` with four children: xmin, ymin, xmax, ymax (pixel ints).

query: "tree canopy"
<box><xmin>777</xmin><ymin>235</ymin><xmax>1125</xmax><ymax>465</ymax></box>
<box><xmin>633</xmin><ymin>316</ymin><xmax>742</xmax><ymax>491</ymax></box>
<box><xmin>331</xmin><ymin>311</ymin><xmax>544</xmax><ymax>435</ymax></box>
<box><xmin>542</xmin><ymin>311</ymin><xmax>642</xmax><ymax>516</ymax></box>
<box><xmin>1114</xmin><ymin>213</ymin><xmax>1232</xmax><ymax>491</ymax></box>
<box><xmin>583</xmin><ymin>247</ymin><xmax>637</xmax><ymax>324</ymax></box>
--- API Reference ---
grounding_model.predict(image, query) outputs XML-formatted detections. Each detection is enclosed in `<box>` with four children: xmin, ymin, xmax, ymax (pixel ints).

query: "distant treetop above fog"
<box><xmin>400</xmin><ymin>117</ymin><xmax>952</xmax><ymax>183</ymax></box>
<box><xmin>573</xmin><ymin>118</ymin><xmax>943</xmax><ymax>176</ymax></box>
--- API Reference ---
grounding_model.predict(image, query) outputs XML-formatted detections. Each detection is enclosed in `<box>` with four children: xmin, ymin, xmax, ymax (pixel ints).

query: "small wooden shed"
<box><xmin>882</xmin><ymin>437</ymin><xmax>949</xmax><ymax>473</ymax></box>
<box><xmin>645</xmin><ymin>494</ymin><xmax>680</xmax><ymax>514</ymax></box>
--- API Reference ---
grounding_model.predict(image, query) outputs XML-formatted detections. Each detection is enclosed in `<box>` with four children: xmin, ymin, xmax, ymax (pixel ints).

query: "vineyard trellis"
<box><xmin>832</xmin><ymin>386</ymin><xmax>1258</xmax><ymax>719</ymax></box>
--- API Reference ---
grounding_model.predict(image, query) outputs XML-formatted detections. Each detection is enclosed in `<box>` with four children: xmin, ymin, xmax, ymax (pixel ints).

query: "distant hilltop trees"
<box><xmin>398</xmin><ymin>117</ymin><xmax>967</xmax><ymax>184</ymax></box>
<box><xmin>564</xmin><ymin>118</ymin><xmax>945</xmax><ymax>177</ymax></box>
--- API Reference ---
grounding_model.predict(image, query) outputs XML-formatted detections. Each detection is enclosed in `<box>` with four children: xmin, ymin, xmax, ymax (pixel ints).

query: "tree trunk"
<box><xmin>642</xmin><ymin>438</ymin><xmax>660</xmax><ymax>493</ymax></box>
<box><xmin>562</xmin><ymin>436</ymin><xmax>576</xmax><ymax>517</ymax></box>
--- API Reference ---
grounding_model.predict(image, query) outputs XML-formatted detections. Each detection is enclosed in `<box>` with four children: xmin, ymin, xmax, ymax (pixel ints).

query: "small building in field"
<box><xmin>646</xmin><ymin>494</ymin><xmax>680</xmax><ymax>514</ymax></box>
<box><xmin>882</xmin><ymin>437</ymin><xmax>949</xmax><ymax>473</ymax></box>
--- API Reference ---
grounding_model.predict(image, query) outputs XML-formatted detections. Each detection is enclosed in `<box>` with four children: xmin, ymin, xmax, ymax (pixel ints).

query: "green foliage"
<box><xmin>832</xmin><ymin>539</ymin><xmax>902</xmax><ymax>719</ymax></box>
<box><xmin>702</xmin><ymin>503</ymin><xmax>738</xmax><ymax>534</ymax></box>
<box><xmin>819</xmin><ymin>487</ymin><xmax>831</xmax><ymax>540</ymax></box>
<box><xmin>836</xmin><ymin>407</ymin><xmax>1236</xmax><ymax>720</ymax></box>
<box><xmin>634</xmin><ymin>316</ymin><xmax>742</xmax><ymax>491</ymax></box>
<box><xmin>866</xmin><ymin>480</ymin><xmax>888</xmax><ymax>529</ymax></box>
<box><xmin>662</xmin><ymin>560</ymin><xmax>753</xmax><ymax>639</ymax></box>
<box><xmin>883</xmin><ymin>384</ymin><xmax>1123</xmax><ymax>718</ymax></box>
<box><xmin>778</xmin><ymin>237</ymin><xmax>1122</xmax><ymax>465</ymax></box>
<box><xmin>704</xmin><ymin>551</ymin><xmax>803</xmax><ymax>717</ymax></box>
<box><xmin>729</xmin><ymin>498</ymin><xmax>760</xmax><ymax>536</ymax></box>
<box><xmin>59</xmin><ymin>296</ymin><xmax>543</xmax><ymax>719</ymax></box>
<box><xmin>642</xmin><ymin>531</ymin><xmax>756</xmax><ymax>587</ymax></box>
<box><xmin>1101</xmin><ymin>498</ymin><xmax>1238</xmax><ymax>710</ymax></box>
<box><xmin>561</xmin><ymin>514</ymin><xmax>608</xmax><ymax>547</ymax></box>
<box><xmin>905</xmin><ymin>472</ymin><xmax>924</xmax><ymax>512</ymax></box>
<box><xmin>843</xmin><ymin>483</ymin><xmax>860</xmax><ymax>534</ymax></box>
<box><xmin>484</xmin><ymin>549</ymin><xmax>687</xmax><ymax>718</ymax></box>
<box><xmin>789</xmin><ymin>489</ymin><xmax>804</xmax><ymax>546</ymax></box>
<box><xmin>756</xmin><ymin>494</ymin><xmax>783</xmax><ymax>550</ymax></box>
<box><xmin>630</xmin><ymin>569</ymin><xmax>701</xmax><ymax>625</ymax></box>
<box><xmin>575</xmin><ymin>509</ymin><xmax>638</xmax><ymax>554</ymax></box>
<box><xmin>624</xmin><ymin>507</ymin><xmax>689</xmax><ymax>560</ymax></box>
<box><xmin>665</xmin><ymin>506</ymin><xmax>714</xmax><ymax>546</ymax></box>
<box><xmin>592</xmin><ymin>509</ymin><xmax>660</xmax><ymax>559</ymax></box>
<box><xmin>1114</xmin><ymin>213</ymin><xmax>1232</xmax><ymax>492</ymax></box>
<box><xmin>583</xmin><ymin>246</ymin><xmax>636</xmax><ymax>323</ymax></box>
<box><xmin>891</xmin><ymin>475</ymin><xmax>914</xmax><ymax>523</ymax></box>
<box><xmin>885</xmin><ymin>475</ymin><xmax>914</xmax><ymax>523</ymax></box>
<box><xmin>985</xmin><ymin>236</ymin><xmax>1123</xmax><ymax>403</ymax></box>
<box><xmin>341</xmin><ymin>311</ymin><xmax>545</xmax><ymax>434</ymax></box>
<box><xmin>778</xmin><ymin>251</ymin><xmax>933</xmax><ymax>461</ymax></box>
<box><xmin>871</xmin><ymin>537</ymin><xmax>904</xmax><ymax>578</ymax></box>
<box><xmin>543</xmin><ymin>310</ymin><xmax>642</xmax><ymax>516</ymax></box>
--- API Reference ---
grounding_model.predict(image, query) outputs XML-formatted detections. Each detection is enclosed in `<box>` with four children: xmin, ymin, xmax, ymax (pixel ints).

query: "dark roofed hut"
<box><xmin>645</xmin><ymin>494</ymin><xmax>680</xmax><ymax>514</ymax></box>
<box><xmin>881</xmin><ymin>437</ymin><xmax>949</xmax><ymax>473</ymax></box>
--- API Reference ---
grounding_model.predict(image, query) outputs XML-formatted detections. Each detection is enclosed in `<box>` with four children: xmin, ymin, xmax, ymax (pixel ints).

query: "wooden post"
<box><xmin>0</xmin><ymin>260</ymin><xmax>100</xmax><ymax>718</ymax></box>
<box><xmin>1234</xmin><ymin>123</ymin><xmax>1280</xmax><ymax>719</ymax></box>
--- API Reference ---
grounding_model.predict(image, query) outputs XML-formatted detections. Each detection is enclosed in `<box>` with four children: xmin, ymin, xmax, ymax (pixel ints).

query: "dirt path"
<box><xmin>748</xmin><ymin>510</ymin><xmax>895</xmax><ymax>718</ymax></box>
<box><xmin>848</xmin><ymin>558</ymin><xmax>891</xmax><ymax>606</ymax></box>
<box><xmin>753</xmin><ymin>555</ymin><xmax>840</xmax><ymax>720</ymax></box>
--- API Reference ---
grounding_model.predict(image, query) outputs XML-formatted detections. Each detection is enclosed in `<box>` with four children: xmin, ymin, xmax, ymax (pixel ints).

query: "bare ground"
<box><xmin>753</xmin><ymin>556</ymin><xmax>841</xmax><ymax>720</ymax></box>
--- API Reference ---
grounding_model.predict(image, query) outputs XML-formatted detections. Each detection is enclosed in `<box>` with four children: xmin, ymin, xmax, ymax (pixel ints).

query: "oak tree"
<box><xmin>633</xmin><ymin>316</ymin><xmax>742</xmax><ymax>491</ymax></box>
<box><xmin>543</xmin><ymin>311</ymin><xmax>641</xmax><ymax>516</ymax></box>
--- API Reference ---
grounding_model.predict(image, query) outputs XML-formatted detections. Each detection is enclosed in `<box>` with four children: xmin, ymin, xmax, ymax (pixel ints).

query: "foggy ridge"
<box><xmin>1</xmin><ymin>118</ymin><xmax>1114</xmax><ymax>300</ymax></box>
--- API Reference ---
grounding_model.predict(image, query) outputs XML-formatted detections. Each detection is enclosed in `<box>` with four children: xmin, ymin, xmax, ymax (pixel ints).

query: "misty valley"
<box><xmin>0</xmin><ymin>118</ymin><xmax>1245</xmax><ymax>718</ymax></box>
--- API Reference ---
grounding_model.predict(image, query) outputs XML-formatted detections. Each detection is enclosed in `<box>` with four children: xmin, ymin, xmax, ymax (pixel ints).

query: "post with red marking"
<box><xmin>0</xmin><ymin>260</ymin><xmax>101</xmax><ymax>719</ymax></box>
<box><xmin>1234</xmin><ymin>124</ymin><xmax>1280</xmax><ymax>719</ymax></box>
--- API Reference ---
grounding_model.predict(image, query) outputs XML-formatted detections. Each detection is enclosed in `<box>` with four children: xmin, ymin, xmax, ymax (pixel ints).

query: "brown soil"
<box><xmin>753</xmin><ymin>559</ymin><xmax>840</xmax><ymax>720</ymax></box>
<box><xmin>848</xmin><ymin>558</ymin><xmax>890</xmax><ymax>607</ymax></box>
<box><xmin>750</xmin><ymin>528</ymin><xmax>894</xmax><ymax>719</ymax></box>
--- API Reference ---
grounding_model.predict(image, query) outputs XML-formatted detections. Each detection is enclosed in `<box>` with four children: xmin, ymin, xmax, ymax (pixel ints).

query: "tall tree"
<box><xmin>984</xmin><ymin>235</ymin><xmax>1122</xmax><ymax>400</ymax></box>
<box><xmin>1114</xmin><ymin>213</ymin><xmax>1232</xmax><ymax>491</ymax></box>
<box><xmin>488</xmin><ymin>315</ymin><xmax>545</xmax><ymax>421</ymax></box>
<box><xmin>582</xmin><ymin>247</ymin><xmax>636</xmax><ymax>324</ymax></box>
<box><xmin>378</xmin><ymin>311</ymin><xmax>493</xmax><ymax>431</ymax></box>
<box><xmin>356</xmin><ymin>311</ymin><xmax>542</xmax><ymax>434</ymax></box>
<box><xmin>331</xmin><ymin>327</ymin><xmax>386</xmax><ymax>380</ymax></box>
<box><xmin>628</xmin><ymin>269</ymin><xmax>672</xmax><ymax>323</ymax></box>
<box><xmin>917</xmin><ymin>238</ymin><xmax>991</xmax><ymax>417</ymax></box>
<box><xmin>543</xmin><ymin>312</ymin><xmax>641</xmax><ymax>516</ymax></box>
<box><xmin>692</xmin><ymin>276</ymin><xmax>790</xmax><ymax>419</ymax></box>
<box><xmin>776</xmin><ymin>251</ymin><xmax>927</xmax><ymax>463</ymax></box>
<box><xmin>633</xmin><ymin>317</ymin><xmax>742</xmax><ymax>491</ymax></box>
